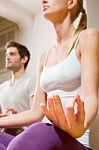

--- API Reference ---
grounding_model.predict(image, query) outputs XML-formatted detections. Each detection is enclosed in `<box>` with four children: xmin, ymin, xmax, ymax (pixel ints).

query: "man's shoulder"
<box><xmin>0</xmin><ymin>80</ymin><xmax>10</xmax><ymax>90</ymax></box>
<box><xmin>24</xmin><ymin>73</ymin><xmax>34</xmax><ymax>80</ymax></box>
<box><xmin>0</xmin><ymin>80</ymin><xmax>10</xmax><ymax>86</ymax></box>
<box><xmin>22</xmin><ymin>73</ymin><xmax>35</xmax><ymax>86</ymax></box>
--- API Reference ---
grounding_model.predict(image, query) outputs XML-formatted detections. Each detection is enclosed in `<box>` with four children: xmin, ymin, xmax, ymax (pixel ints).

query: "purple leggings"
<box><xmin>0</xmin><ymin>122</ymin><xmax>92</xmax><ymax>150</ymax></box>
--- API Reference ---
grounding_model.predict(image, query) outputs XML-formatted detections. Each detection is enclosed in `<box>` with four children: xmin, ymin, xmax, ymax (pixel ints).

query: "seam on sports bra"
<box><xmin>43</xmin><ymin>49</ymin><xmax>50</xmax><ymax>69</ymax></box>
<box><xmin>73</xmin><ymin>32</ymin><xmax>82</xmax><ymax>49</ymax></box>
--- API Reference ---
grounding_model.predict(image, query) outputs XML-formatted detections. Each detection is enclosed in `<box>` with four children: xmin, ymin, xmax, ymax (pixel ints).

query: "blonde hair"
<box><xmin>68</xmin><ymin>0</ymin><xmax>87</xmax><ymax>53</ymax></box>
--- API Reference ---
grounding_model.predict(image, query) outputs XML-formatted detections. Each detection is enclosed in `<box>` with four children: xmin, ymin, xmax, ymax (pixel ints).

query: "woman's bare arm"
<box><xmin>41</xmin><ymin>28</ymin><xmax>99</xmax><ymax>138</ymax></box>
<box><xmin>80</xmin><ymin>28</ymin><xmax>99</xmax><ymax>129</ymax></box>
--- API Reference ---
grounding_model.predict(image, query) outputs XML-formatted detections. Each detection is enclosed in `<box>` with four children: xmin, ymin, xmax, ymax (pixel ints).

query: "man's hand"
<box><xmin>0</xmin><ymin>112</ymin><xmax>7</xmax><ymax>117</ymax></box>
<box><xmin>0</xmin><ymin>108</ymin><xmax>17</xmax><ymax>118</ymax></box>
<box><xmin>6</xmin><ymin>108</ymin><xmax>17</xmax><ymax>115</ymax></box>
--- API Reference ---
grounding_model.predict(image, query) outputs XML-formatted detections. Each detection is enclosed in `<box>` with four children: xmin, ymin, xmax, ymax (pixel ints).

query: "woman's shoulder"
<box><xmin>39</xmin><ymin>50</ymin><xmax>47</xmax><ymax>62</ymax></box>
<box><xmin>79</xmin><ymin>28</ymin><xmax>99</xmax><ymax>40</ymax></box>
<box><xmin>38</xmin><ymin>45</ymin><xmax>55</xmax><ymax>67</ymax></box>
<box><xmin>78</xmin><ymin>28</ymin><xmax>99</xmax><ymax>56</ymax></box>
<box><xmin>78</xmin><ymin>28</ymin><xmax>98</xmax><ymax>47</ymax></box>
<box><xmin>37</xmin><ymin>50</ymin><xmax>47</xmax><ymax>70</ymax></box>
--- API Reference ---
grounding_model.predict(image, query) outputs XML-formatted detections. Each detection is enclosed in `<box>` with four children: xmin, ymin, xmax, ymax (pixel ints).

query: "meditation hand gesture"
<box><xmin>41</xmin><ymin>95</ymin><xmax>85</xmax><ymax>138</ymax></box>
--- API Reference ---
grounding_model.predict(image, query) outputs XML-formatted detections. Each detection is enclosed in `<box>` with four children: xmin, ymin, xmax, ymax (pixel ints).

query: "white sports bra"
<box><xmin>40</xmin><ymin>38</ymin><xmax>81</xmax><ymax>97</ymax></box>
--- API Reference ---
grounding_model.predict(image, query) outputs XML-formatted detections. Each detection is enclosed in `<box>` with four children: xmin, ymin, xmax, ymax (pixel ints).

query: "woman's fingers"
<box><xmin>40</xmin><ymin>98</ymin><xmax>58</xmax><ymax>123</ymax></box>
<box><xmin>40</xmin><ymin>103</ymin><xmax>51</xmax><ymax>121</ymax></box>
<box><xmin>65</xmin><ymin>95</ymin><xmax>85</xmax><ymax>128</ymax></box>
<box><xmin>65</xmin><ymin>98</ymin><xmax>76</xmax><ymax>128</ymax></box>
<box><xmin>53</xmin><ymin>95</ymin><xmax>66</xmax><ymax>120</ymax></box>
<box><xmin>75</xmin><ymin>95</ymin><xmax>85</xmax><ymax>121</ymax></box>
<box><xmin>40</xmin><ymin>103</ymin><xmax>48</xmax><ymax>114</ymax></box>
<box><xmin>52</xmin><ymin>95</ymin><xmax>68</xmax><ymax>129</ymax></box>
<box><xmin>47</xmin><ymin>98</ymin><xmax>58</xmax><ymax>123</ymax></box>
<box><xmin>41</xmin><ymin>95</ymin><xmax>68</xmax><ymax>129</ymax></box>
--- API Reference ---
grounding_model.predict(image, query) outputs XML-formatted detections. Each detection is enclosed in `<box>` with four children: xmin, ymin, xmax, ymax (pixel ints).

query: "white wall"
<box><xmin>86</xmin><ymin>0</ymin><xmax>99</xmax><ymax>29</ymax></box>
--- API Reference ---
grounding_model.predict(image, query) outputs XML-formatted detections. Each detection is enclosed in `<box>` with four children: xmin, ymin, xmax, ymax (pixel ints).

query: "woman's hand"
<box><xmin>41</xmin><ymin>95</ymin><xmax>85</xmax><ymax>138</ymax></box>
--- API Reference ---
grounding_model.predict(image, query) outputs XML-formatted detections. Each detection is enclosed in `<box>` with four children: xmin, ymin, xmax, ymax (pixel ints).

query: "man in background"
<box><xmin>0</xmin><ymin>41</ymin><xmax>34</xmax><ymax>135</ymax></box>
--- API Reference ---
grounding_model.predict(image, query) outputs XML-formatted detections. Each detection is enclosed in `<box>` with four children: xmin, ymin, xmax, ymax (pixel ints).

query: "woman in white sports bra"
<box><xmin>0</xmin><ymin>0</ymin><xmax>98</xmax><ymax>150</ymax></box>
<box><xmin>39</xmin><ymin>0</ymin><xmax>99</xmax><ymax>150</ymax></box>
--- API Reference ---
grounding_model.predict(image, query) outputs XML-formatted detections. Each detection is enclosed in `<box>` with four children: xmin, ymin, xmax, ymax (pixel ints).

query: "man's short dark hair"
<box><xmin>5</xmin><ymin>41</ymin><xmax>30</xmax><ymax>69</ymax></box>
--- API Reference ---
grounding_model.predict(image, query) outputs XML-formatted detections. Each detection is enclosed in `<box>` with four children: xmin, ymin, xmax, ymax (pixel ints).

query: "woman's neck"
<box><xmin>54</xmin><ymin>14</ymin><xmax>75</xmax><ymax>44</ymax></box>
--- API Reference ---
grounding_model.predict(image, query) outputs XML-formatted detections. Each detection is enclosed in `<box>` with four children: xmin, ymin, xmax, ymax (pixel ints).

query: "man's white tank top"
<box><xmin>40</xmin><ymin>37</ymin><xmax>99</xmax><ymax>150</ymax></box>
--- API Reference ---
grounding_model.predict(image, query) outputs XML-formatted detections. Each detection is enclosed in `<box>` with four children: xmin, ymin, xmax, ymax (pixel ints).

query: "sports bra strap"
<box><xmin>43</xmin><ymin>49</ymin><xmax>50</xmax><ymax>68</ymax></box>
<box><xmin>73</xmin><ymin>32</ymin><xmax>82</xmax><ymax>49</ymax></box>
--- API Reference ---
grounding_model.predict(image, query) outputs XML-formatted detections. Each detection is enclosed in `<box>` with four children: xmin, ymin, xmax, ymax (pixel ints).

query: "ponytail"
<box><xmin>68</xmin><ymin>0</ymin><xmax>87</xmax><ymax>53</ymax></box>
<box><xmin>76</xmin><ymin>8</ymin><xmax>87</xmax><ymax>34</ymax></box>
